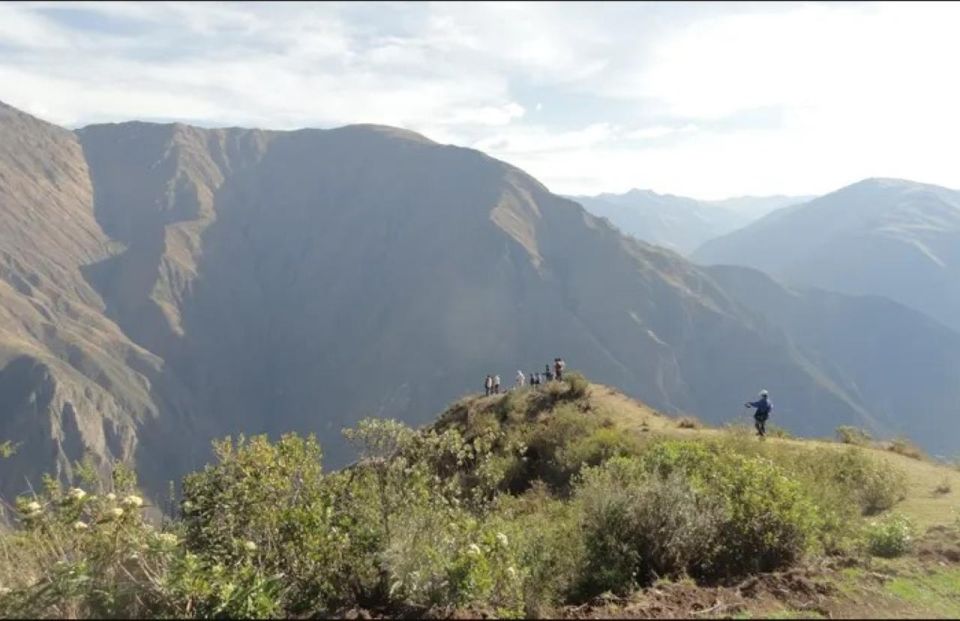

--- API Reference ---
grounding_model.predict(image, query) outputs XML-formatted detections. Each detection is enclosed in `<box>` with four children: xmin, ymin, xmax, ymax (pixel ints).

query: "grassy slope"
<box><xmin>449</xmin><ymin>381</ymin><xmax>960</xmax><ymax>619</ymax></box>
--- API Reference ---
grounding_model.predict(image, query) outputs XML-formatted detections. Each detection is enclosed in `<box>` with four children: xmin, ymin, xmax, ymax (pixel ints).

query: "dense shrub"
<box><xmin>383</xmin><ymin>504</ymin><xmax>524</xmax><ymax>616</ymax></box>
<box><xmin>574</xmin><ymin>458</ymin><xmax>723</xmax><ymax>596</ymax></box>
<box><xmin>864</xmin><ymin>513</ymin><xmax>915</xmax><ymax>558</ymax></box>
<box><xmin>557</xmin><ymin>426</ymin><xmax>645</xmax><ymax>475</ymax></box>
<box><xmin>571</xmin><ymin>440</ymin><xmax>824</xmax><ymax>596</ymax></box>
<box><xmin>490</xmin><ymin>486</ymin><xmax>584</xmax><ymax>617</ymax></box>
<box><xmin>180</xmin><ymin>434</ymin><xmax>356</xmax><ymax>614</ymax></box>
<box><xmin>564</xmin><ymin>372</ymin><xmax>590</xmax><ymax>400</ymax></box>
<box><xmin>676</xmin><ymin>416</ymin><xmax>702</xmax><ymax>429</ymax></box>
<box><xmin>640</xmin><ymin>441</ymin><xmax>822</xmax><ymax>578</ymax></box>
<box><xmin>0</xmin><ymin>484</ymin><xmax>177</xmax><ymax>618</ymax></box>
<box><xmin>520</xmin><ymin>404</ymin><xmax>600</xmax><ymax>491</ymax></box>
<box><xmin>836</xmin><ymin>426</ymin><xmax>872</xmax><ymax>446</ymax></box>
<box><xmin>790</xmin><ymin>447</ymin><xmax>907</xmax><ymax>517</ymax></box>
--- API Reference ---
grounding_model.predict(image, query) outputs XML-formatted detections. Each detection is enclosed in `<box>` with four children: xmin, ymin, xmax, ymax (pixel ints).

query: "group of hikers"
<box><xmin>484</xmin><ymin>358</ymin><xmax>566</xmax><ymax>396</ymax></box>
<box><xmin>484</xmin><ymin>360</ymin><xmax>774</xmax><ymax>440</ymax></box>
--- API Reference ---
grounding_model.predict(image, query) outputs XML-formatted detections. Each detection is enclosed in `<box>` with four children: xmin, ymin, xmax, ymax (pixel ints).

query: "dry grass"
<box><xmin>676</xmin><ymin>416</ymin><xmax>702</xmax><ymax>429</ymax></box>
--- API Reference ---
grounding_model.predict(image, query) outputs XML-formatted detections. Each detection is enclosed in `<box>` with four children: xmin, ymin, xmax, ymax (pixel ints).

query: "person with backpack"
<box><xmin>544</xmin><ymin>364</ymin><xmax>553</xmax><ymax>382</ymax></box>
<box><xmin>516</xmin><ymin>370</ymin><xmax>525</xmax><ymax>388</ymax></box>
<box><xmin>484</xmin><ymin>374</ymin><xmax>493</xmax><ymax>396</ymax></box>
<box><xmin>493</xmin><ymin>374</ymin><xmax>501</xmax><ymax>395</ymax></box>
<box><xmin>531</xmin><ymin>372</ymin><xmax>540</xmax><ymax>388</ymax></box>
<box><xmin>745</xmin><ymin>389</ymin><xmax>772</xmax><ymax>437</ymax></box>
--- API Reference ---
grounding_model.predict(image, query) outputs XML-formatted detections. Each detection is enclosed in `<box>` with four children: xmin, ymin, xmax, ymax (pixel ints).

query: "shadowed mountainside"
<box><xmin>693</xmin><ymin>178</ymin><xmax>960</xmax><ymax>333</ymax></box>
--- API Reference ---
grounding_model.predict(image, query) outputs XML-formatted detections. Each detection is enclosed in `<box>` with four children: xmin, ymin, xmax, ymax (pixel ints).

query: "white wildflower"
<box><xmin>72</xmin><ymin>521</ymin><xmax>89</xmax><ymax>531</ymax></box>
<box><xmin>23</xmin><ymin>501</ymin><xmax>42</xmax><ymax>515</ymax></box>
<box><xmin>121</xmin><ymin>495</ymin><xmax>143</xmax><ymax>508</ymax></box>
<box><xmin>466</xmin><ymin>543</ymin><xmax>482</xmax><ymax>558</ymax></box>
<box><xmin>506</xmin><ymin>566</ymin><xmax>518</xmax><ymax>579</ymax></box>
<box><xmin>181</xmin><ymin>500</ymin><xmax>195</xmax><ymax>514</ymax></box>
<box><xmin>157</xmin><ymin>533</ymin><xmax>178</xmax><ymax>547</ymax></box>
<box><xmin>244</xmin><ymin>540</ymin><xmax>258</xmax><ymax>552</ymax></box>
<box><xmin>67</xmin><ymin>488</ymin><xmax>87</xmax><ymax>502</ymax></box>
<box><xmin>496</xmin><ymin>532</ymin><xmax>509</xmax><ymax>548</ymax></box>
<box><xmin>106</xmin><ymin>493</ymin><xmax>117</xmax><ymax>502</ymax></box>
<box><xmin>110</xmin><ymin>507</ymin><xmax>125</xmax><ymax>518</ymax></box>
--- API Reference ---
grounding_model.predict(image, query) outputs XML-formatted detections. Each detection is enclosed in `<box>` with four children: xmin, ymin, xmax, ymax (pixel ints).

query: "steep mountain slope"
<box><xmin>2</xmin><ymin>102</ymin><xmax>959</xmax><ymax>499</ymax></box>
<box><xmin>571</xmin><ymin>189</ymin><xmax>808</xmax><ymax>254</ymax></box>
<box><xmin>0</xmin><ymin>102</ymin><xmax>178</xmax><ymax>497</ymax></box>
<box><xmin>693</xmin><ymin>178</ymin><xmax>960</xmax><ymax>332</ymax></box>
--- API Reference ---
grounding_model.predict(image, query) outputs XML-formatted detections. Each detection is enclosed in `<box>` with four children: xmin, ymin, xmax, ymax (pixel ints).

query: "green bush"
<box><xmin>864</xmin><ymin>513</ymin><xmax>915</xmax><ymax>558</ymax></box>
<box><xmin>557</xmin><ymin>427</ymin><xmax>645</xmax><ymax>475</ymax></box>
<box><xmin>490</xmin><ymin>486</ymin><xmax>583</xmax><ymax>617</ymax></box>
<box><xmin>574</xmin><ymin>458</ymin><xmax>723</xmax><ymax>596</ymax></box>
<box><xmin>564</xmin><ymin>372</ymin><xmax>590</xmax><ymax>400</ymax></box>
<box><xmin>180</xmin><ymin>433</ymin><xmax>358</xmax><ymax>614</ymax></box>
<box><xmin>571</xmin><ymin>440</ymin><xmax>824</xmax><ymax>596</ymax></box>
<box><xmin>779</xmin><ymin>447</ymin><xmax>906</xmax><ymax>519</ymax></box>
<box><xmin>640</xmin><ymin>441</ymin><xmax>823</xmax><ymax>577</ymax></box>
<box><xmin>0</xmin><ymin>472</ymin><xmax>187</xmax><ymax>618</ymax></box>
<box><xmin>383</xmin><ymin>504</ymin><xmax>524</xmax><ymax>616</ymax></box>
<box><xmin>519</xmin><ymin>404</ymin><xmax>600</xmax><ymax>491</ymax></box>
<box><xmin>836</xmin><ymin>426</ymin><xmax>872</xmax><ymax>446</ymax></box>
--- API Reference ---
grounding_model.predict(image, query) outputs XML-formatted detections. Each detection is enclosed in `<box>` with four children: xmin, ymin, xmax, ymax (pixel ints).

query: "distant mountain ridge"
<box><xmin>693</xmin><ymin>178</ymin><xmax>960</xmax><ymax>333</ymax></box>
<box><xmin>569</xmin><ymin>189</ymin><xmax>812</xmax><ymax>254</ymax></box>
<box><xmin>2</xmin><ymin>101</ymin><xmax>960</xmax><ymax>501</ymax></box>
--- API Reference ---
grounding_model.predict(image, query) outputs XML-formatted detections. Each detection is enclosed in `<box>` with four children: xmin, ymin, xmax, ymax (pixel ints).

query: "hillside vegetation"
<box><xmin>2</xmin><ymin>375</ymin><xmax>959</xmax><ymax>619</ymax></box>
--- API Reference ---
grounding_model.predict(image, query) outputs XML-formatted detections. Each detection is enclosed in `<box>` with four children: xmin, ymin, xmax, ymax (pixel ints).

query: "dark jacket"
<box><xmin>747</xmin><ymin>396</ymin><xmax>772</xmax><ymax>416</ymax></box>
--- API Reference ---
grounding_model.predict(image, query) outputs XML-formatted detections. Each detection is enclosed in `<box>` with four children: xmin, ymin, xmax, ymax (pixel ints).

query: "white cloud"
<box><xmin>1</xmin><ymin>1</ymin><xmax>959</xmax><ymax>198</ymax></box>
<box><xmin>626</xmin><ymin>124</ymin><xmax>698</xmax><ymax>141</ymax></box>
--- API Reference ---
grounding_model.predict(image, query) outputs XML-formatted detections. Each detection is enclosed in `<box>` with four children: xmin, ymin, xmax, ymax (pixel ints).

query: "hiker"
<box><xmin>745</xmin><ymin>389</ymin><xmax>772</xmax><ymax>438</ymax></box>
<box><xmin>554</xmin><ymin>357</ymin><xmax>565</xmax><ymax>381</ymax></box>
<box><xmin>484</xmin><ymin>374</ymin><xmax>493</xmax><ymax>396</ymax></box>
<box><xmin>516</xmin><ymin>370</ymin><xmax>525</xmax><ymax>388</ymax></box>
<box><xmin>494</xmin><ymin>374</ymin><xmax>501</xmax><ymax>395</ymax></box>
<box><xmin>530</xmin><ymin>372</ymin><xmax>539</xmax><ymax>388</ymax></box>
<box><xmin>544</xmin><ymin>364</ymin><xmax>553</xmax><ymax>382</ymax></box>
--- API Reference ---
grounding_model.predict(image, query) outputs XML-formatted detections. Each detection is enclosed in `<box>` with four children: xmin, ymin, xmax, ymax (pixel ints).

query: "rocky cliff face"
<box><xmin>2</xmin><ymin>103</ymin><xmax>959</xmax><ymax>499</ymax></box>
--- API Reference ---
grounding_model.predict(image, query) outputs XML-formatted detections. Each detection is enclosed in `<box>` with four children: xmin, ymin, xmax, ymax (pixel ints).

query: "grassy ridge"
<box><xmin>0</xmin><ymin>375</ymin><xmax>958</xmax><ymax>618</ymax></box>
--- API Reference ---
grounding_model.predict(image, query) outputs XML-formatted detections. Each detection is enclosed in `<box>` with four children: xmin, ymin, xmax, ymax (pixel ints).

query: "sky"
<box><xmin>2</xmin><ymin>1</ymin><xmax>959</xmax><ymax>199</ymax></box>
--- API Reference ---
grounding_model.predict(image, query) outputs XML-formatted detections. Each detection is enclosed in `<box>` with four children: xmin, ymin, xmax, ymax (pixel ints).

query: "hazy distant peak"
<box><xmin>841</xmin><ymin>177</ymin><xmax>958</xmax><ymax>194</ymax></box>
<box><xmin>331</xmin><ymin>123</ymin><xmax>436</xmax><ymax>144</ymax></box>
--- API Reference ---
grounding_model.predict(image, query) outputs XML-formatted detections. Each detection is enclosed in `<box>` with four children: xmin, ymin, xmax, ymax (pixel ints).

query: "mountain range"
<box><xmin>693</xmin><ymin>178</ymin><xmax>960</xmax><ymax>333</ymax></box>
<box><xmin>2</xmin><ymin>100</ymin><xmax>959</xmax><ymax>500</ymax></box>
<box><xmin>570</xmin><ymin>189</ymin><xmax>811</xmax><ymax>254</ymax></box>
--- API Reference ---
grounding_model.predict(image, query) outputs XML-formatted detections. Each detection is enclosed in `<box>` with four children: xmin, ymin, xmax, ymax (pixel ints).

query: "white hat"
<box><xmin>759</xmin><ymin>389</ymin><xmax>769</xmax><ymax>397</ymax></box>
